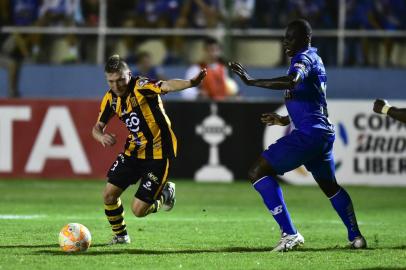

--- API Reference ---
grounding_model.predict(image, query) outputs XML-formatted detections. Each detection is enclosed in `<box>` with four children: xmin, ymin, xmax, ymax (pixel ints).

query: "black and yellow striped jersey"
<box><xmin>97</xmin><ymin>76</ymin><xmax>177</xmax><ymax>159</ymax></box>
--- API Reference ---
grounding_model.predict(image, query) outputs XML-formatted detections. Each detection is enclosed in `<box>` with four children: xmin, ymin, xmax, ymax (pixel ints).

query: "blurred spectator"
<box><xmin>106</xmin><ymin>0</ymin><xmax>135</xmax><ymax>27</ymax></box>
<box><xmin>176</xmin><ymin>0</ymin><xmax>222</xmax><ymax>28</ymax></box>
<box><xmin>81</xmin><ymin>0</ymin><xmax>99</xmax><ymax>26</ymax></box>
<box><xmin>182</xmin><ymin>37</ymin><xmax>238</xmax><ymax>101</ymax></box>
<box><xmin>171</xmin><ymin>0</ymin><xmax>223</xmax><ymax>64</ymax></box>
<box><xmin>252</xmin><ymin>0</ymin><xmax>288</xmax><ymax>28</ymax></box>
<box><xmin>372</xmin><ymin>0</ymin><xmax>406</xmax><ymax>67</ymax></box>
<box><xmin>37</xmin><ymin>0</ymin><xmax>83</xmax><ymax>26</ymax></box>
<box><xmin>0</xmin><ymin>0</ymin><xmax>9</xmax><ymax>26</ymax></box>
<box><xmin>134</xmin><ymin>0</ymin><xmax>181</xmax><ymax>28</ymax></box>
<box><xmin>345</xmin><ymin>0</ymin><xmax>375</xmax><ymax>66</ymax></box>
<box><xmin>132</xmin><ymin>51</ymin><xmax>166</xmax><ymax>80</ymax></box>
<box><xmin>36</xmin><ymin>0</ymin><xmax>84</xmax><ymax>63</ymax></box>
<box><xmin>228</xmin><ymin>0</ymin><xmax>255</xmax><ymax>28</ymax></box>
<box><xmin>0</xmin><ymin>33</ymin><xmax>33</xmax><ymax>97</ymax></box>
<box><xmin>9</xmin><ymin>0</ymin><xmax>40</xmax><ymax>26</ymax></box>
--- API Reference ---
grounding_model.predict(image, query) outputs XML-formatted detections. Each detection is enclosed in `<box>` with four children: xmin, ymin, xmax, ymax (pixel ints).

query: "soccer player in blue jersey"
<box><xmin>230</xmin><ymin>19</ymin><xmax>367</xmax><ymax>251</ymax></box>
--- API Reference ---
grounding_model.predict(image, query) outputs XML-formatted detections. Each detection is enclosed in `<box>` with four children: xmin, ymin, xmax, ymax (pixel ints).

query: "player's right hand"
<box><xmin>261</xmin><ymin>113</ymin><xmax>290</xmax><ymax>126</ymax></box>
<box><xmin>373</xmin><ymin>99</ymin><xmax>390</xmax><ymax>114</ymax></box>
<box><xmin>228</xmin><ymin>62</ymin><xmax>253</xmax><ymax>85</ymax></box>
<box><xmin>100</xmin><ymin>133</ymin><xmax>116</xmax><ymax>147</ymax></box>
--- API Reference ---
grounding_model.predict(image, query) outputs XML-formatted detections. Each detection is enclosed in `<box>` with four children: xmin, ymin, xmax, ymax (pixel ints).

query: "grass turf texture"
<box><xmin>0</xmin><ymin>180</ymin><xmax>406</xmax><ymax>270</ymax></box>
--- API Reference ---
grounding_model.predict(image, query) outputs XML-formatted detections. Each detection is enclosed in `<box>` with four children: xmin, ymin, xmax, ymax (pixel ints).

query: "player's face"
<box><xmin>105</xmin><ymin>70</ymin><xmax>131</xmax><ymax>97</ymax></box>
<box><xmin>283</xmin><ymin>27</ymin><xmax>303</xmax><ymax>57</ymax></box>
<box><xmin>205</xmin><ymin>44</ymin><xmax>221</xmax><ymax>63</ymax></box>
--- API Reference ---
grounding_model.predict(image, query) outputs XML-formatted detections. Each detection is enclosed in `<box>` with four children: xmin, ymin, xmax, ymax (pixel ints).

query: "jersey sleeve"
<box><xmin>97</xmin><ymin>92</ymin><xmax>115</xmax><ymax>124</ymax></box>
<box><xmin>136</xmin><ymin>77</ymin><xmax>163</xmax><ymax>96</ymax></box>
<box><xmin>289</xmin><ymin>54</ymin><xmax>312</xmax><ymax>80</ymax></box>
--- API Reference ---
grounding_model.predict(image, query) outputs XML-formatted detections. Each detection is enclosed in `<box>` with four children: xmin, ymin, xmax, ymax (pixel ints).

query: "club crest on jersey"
<box><xmin>294</xmin><ymin>62</ymin><xmax>306</xmax><ymax>71</ymax></box>
<box><xmin>138</xmin><ymin>77</ymin><xmax>149</xmax><ymax>87</ymax></box>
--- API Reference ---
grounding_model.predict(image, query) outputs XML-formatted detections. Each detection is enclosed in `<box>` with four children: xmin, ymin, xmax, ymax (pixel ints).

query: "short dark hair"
<box><xmin>203</xmin><ymin>36</ymin><xmax>220</xmax><ymax>47</ymax></box>
<box><xmin>287</xmin><ymin>19</ymin><xmax>312</xmax><ymax>39</ymax></box>
<box><xmin>104</xmin><ymin>54</ymin><xmax>130</xmax><ymax>73</ymax></box>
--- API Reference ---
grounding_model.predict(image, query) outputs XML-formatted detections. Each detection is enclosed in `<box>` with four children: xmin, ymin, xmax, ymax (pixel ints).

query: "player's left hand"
<box><xmin>373</xmin><ymin>99</ymin><xmax>390</xmax><ymax>114</ymax></box>
<box><xmin>261</xmin><ymin>113</ymin><xmax>290</xmax><ymax>126</ymax></box>
<box><xmin>228</xmin><ymin>62</ymin><xmax>253</xmax><ymax>85</ymax></box>
<box><xmin>190</xmin><ymin>68</ymin><xmax>207</xmax><ymax>87</ymax></box>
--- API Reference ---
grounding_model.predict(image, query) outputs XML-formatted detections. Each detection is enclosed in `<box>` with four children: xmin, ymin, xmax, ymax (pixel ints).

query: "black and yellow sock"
<box><xmin>104</xmin><ymin>198</ymin><xmax>127</xmax><ymax>236</ymax></box>
<box><xmin>145</xmin><ymin>196</ymin><xmax>164</xmax><ymax>215</ymax></box>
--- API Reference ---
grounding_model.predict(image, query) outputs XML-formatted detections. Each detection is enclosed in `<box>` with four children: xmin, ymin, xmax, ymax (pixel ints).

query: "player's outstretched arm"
<box><xmin>229</xmin><ymin>62</ymin><xmax>301</xmax><ymax>90</ymax></box>
<box><xmin>161</xmin><ymin>69</ymin><xmax>207</xmax><ymax>93</ymax></box>
<box><xmin>373</xmin><ymin>99</ymin><xmax>406</xmax><ymax>124</ymax></box>
<box><xmin>261</xmin><ymin>112</ymin><xmax>290</xmax><ymax>126</ymax></box>
<box><xmin>92</xmin><ymin>121</ymin><xmax>117</xmax><ymax>147</ymax></box>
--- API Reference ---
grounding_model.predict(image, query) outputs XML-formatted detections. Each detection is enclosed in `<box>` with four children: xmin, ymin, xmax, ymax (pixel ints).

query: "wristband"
<box><xmin>190</xmin><ymin>79</ymin><xmax>198</xmax><ymax>87</ymax></box>
<box><xmin>382</xmin><ymin>104</ymin><xmax>392</xmax><ymax>115</ymax></box>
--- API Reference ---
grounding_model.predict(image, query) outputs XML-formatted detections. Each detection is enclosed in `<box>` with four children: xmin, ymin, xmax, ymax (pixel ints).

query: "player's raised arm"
<box><xmin>229</xmin><ymin>62</ymin><xmax>301</xmax><ymax>90</ymax></box>
<box><xmin>373</xmin><ymin>99</ymin><xmax>406</xmax><ymax>124</ymax></box>
<box><xmin>161</xmin><ymin>68</ymin><xmax>207</xmax><ymax>93</ymax></box>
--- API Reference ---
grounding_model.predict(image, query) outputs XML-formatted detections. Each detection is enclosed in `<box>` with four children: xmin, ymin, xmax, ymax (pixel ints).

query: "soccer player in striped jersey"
<box><xmin>92</xmin><ymin>55</ymin><xmax>206</xmax><ymax>244</ymax></box>
<box><xmin>230</xmin><ymin>19</ymin><xmax>366</xmax><ymax>251</ymax></box>
<box><xmin>374</xmin><ymin>99</ymin><xmax>406</xmax><ymax>123</ymax></box>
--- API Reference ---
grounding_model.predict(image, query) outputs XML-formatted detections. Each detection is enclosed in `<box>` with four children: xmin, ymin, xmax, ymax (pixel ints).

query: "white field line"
<box><xmin>0</xmin><ymin>214</ymin><xmax>46</xmax><ymax>220</ymax></box>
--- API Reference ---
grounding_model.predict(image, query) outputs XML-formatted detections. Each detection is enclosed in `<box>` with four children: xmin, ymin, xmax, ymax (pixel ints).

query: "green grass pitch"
<box><xmin>1</xmin><ymin>179</ymin><xmax>406</xmax><ymax>270</ymax></box>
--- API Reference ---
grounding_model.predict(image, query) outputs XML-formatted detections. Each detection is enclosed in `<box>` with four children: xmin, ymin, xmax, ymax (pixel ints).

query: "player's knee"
<box><xmin>248</xmin><ymin>167</ymin><xmax>260</xmax><ymax>183</ymax></box>
<box><xmin>103</xmin><ymin>192</ymin><xmax>118</xmax><ymax>205</ymax></box>
<box><xmin>317</xmin><ymin>179</ymin><xmax>340</xmax><ymax>198</ymax></box>
<box><xmin>131</xmin><ymin>205</ymin><xmax>147</xmax><ymax>218</ymax></box>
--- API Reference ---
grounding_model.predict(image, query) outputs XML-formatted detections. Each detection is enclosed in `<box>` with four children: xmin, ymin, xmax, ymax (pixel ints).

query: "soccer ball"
<box><xmin>58</xmin><ymin>223</ymin><xmax>91</xmax><ymax>252</ymax></box>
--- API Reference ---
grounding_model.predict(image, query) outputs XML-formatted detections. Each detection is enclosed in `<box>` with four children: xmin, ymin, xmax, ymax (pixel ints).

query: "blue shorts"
<box><xmin>262</xmin><ymin>129</ymin><xmax>336</xmax><ymax>181</ymax></box>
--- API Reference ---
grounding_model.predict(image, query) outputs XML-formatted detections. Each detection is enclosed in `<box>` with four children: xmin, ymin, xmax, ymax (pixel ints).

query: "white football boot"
<box><xmin>272</xmin><ymin>232</ymin><xmax>304</xmax><ymax>252</ymax></box>
<box><xmin>349</xmin><ymin>235</ymin><xmax>367</xmax><ymax>249</ymax></box>
<box><xmin>108</xmin><ymin>234</ymin><xmax>131</xmax><ymax>245</ymax></box>
<box><xmin>162</xmin><ymin>182</ymin><xmax>176</xmax><ymax>211</ymax></box>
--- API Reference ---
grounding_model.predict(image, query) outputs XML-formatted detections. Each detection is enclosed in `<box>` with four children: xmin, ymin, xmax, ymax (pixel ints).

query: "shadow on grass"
<box><xmin>0</xmin><ymin>243</ymin><xmax>109</xmax><ymax>249</ymax></box>
<box><xmin>33</xmin><ymin>245</ymin><xmax>406</xmax><ymax>256</ymax></box>
<box><xmin>35</xmin><ymin>246</ymin><xmax>275</xmax><ymax>255</ymax></box>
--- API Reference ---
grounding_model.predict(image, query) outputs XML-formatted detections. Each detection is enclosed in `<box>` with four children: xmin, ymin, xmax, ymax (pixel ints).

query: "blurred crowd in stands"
<box><xmin>0</xmin><ymin>0</ymin><xmax>405</xmax><ymax>67</ymax></box>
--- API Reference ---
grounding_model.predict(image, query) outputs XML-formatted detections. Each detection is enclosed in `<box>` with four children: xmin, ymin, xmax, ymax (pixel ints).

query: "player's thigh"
<box><xmin>305</xmin><ymin>139</ymin><xmax>336</xmax><ymax>180</ymax></box>
<box><xmin>107</xmin><ymin>153</ymin><xmax>141</xmax><ymax>191</ymax></box>
<box><xmin>305</xmin><ymin>141</ymin><xmax>340</xmax><ymax>197</ymax></box>
<box><xmin>262</xmin><ymin>131</ymin><xmax>321</xmax><ymax>175</ymax></box>
<box><xmin>135</xmin><ymin>158</ymin><xmax>171</xmax><ymax>204</ymax></box>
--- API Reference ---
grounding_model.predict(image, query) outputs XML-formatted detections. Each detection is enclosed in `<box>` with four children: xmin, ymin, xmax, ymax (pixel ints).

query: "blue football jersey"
<box><xmin>285</xmin><ymin>47</ymin><xmax>334</xmax><ymax>136</ymax></box>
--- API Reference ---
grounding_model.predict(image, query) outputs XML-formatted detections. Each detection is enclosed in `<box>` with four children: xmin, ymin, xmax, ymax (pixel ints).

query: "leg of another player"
<box><xmin>103</xmin><ymin>182</ymin><xmax>130</xmax><ymax>243</ymax></box>
<box><xmin>131</xmin><ymin>198</ymin><xmax>157</xmax><ymax>217</ymax></box>
<box><xmin>249</xmin><ymin>157</ymin><xmax>297</xmax><ymax>236</ymax></box>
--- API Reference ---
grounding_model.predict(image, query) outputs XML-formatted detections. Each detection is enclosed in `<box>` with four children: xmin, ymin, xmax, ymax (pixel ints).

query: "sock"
<box><xmin>145</xmin><ymin>196</ymin><xmax>164</xmax><ymax>215</ymax></box>
<box><xmin>329</xmin><ymin>188</ymin><xmax>361</xmax><ymax>241</ymax></box>
<box><xmin>104</xmin><ymin>198</ymin><xmax>127</xmax><ymax>236</ymax></box>
<box><xmin>253</xmin><ymin>176</ymin><xmax>297</xmax><ymax>235</ymax></box>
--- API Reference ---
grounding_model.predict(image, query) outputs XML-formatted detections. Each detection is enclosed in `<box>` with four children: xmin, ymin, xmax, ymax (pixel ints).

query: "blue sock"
<box><xmin>253</xmin><ymin>176</ymin><xmax>297</xmax><ymax>235</ymax></box>
<box><xmin>329</xmin><ymin>188</ymin><xmax>361</xmax><ymax>241</ymax></box>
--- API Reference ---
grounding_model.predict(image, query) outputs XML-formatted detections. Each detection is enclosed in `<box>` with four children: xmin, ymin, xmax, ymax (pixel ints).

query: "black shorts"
<box><xmin>107</xmin><ymin>153</ymin><xmax>171</xmax><ymax>204</ymax></box>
